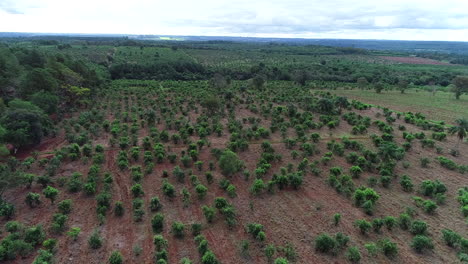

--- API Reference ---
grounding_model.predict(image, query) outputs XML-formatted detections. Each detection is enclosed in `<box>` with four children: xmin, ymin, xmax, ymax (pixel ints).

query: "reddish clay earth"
<box><xmin>1</xmin><ymin>93</ymin><xmax>467</xmax><ymax>264</ymax></box>
<box><xmin>378</xmin><ymin>56</ymin><xmax>454</xmax><ymax>66</ymax></box>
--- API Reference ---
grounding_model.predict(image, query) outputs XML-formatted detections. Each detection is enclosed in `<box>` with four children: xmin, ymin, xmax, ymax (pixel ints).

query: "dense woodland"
<box><xmin>0</xmin><ymin>38</ymin><xmax>467</xmax><ymax>264</ymax></box>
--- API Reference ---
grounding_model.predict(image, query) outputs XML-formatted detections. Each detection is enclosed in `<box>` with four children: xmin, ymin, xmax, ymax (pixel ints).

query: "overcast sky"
<box><xmin>1</xmin><ymin>0</ymin><xmax>468</xmax><ymax>41</ymax></box>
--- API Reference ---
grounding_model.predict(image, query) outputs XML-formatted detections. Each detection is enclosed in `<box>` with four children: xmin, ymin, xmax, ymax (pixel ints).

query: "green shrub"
<box><xmin>398</xmin><ymin>213</ymin><xmax>412</xmax><ymax>230</ymax></box>
<box><xmin>274</xmin><ymin>258</ymin><xmax>289</xmax><ymax>264</ymax></box>
<box><xmin>265</xmin><ymin>244</ymin><xmax>276</xmax><ymax>261</ymax></box>
<box><xmin>219</xmin><ymin>150</ymin><xmax>243</xmax><ymax>176</ymax></box>
<box><xmin>441</xmin><ymin>229</ymin><xmax>461</xmax><ymax>248</ymax></box>
<box><xmin>195</xmin><ymin>184</ymin><xmax>208</xmax><ymax>199</ymax></box>
<box><xmin>246</xmin><ymin>223</ymin><xmax>265</xmax><ymax>242</ymax></box>
<box><xmin>410</xmin><ymin>220</ymin><xmax>428</xmax><ymax>235</ymax></box>
<box><xmin>67</xmin><ymin>227</ymin><xmax>81</xmax><ymax>241</ymax></box>
<box><xmin>345</xmin><ymin>246</ymin><xmax>361</xmax><ymax>263</ymax></box>
<box><xmin>372</xmin><ymin>218</ymin><xmax>384</xmax><ymax>233</ymax></box>
<box><xmin>399</xmin><ymin>175</ymin><xmax>413</xmax><ymax>192</ymax></box>
<box><xmin>354</xmin><ymin>219</ymin><xmax>372</xmax><ymax>235</ymax></box>
<box><xmin>202</xmin><ymin>206</ymin><xmax>215</xmax><ymax>223</ymax></box>
<box><xmin>315</xmin><ymin>233</ymin><xmax>337</xmax><ymax>254</ymax></box>
<box><xmin>153</xmin><ymin>235</ymin><xmax>168</xmax><ymax>251</ymax></box>
<box><xmin>172</xmin><ymin>221</ymin><xmax>185</xmax><ymax>238</ymax></box>
<box><xmin>423</xmin><ymin>200</ymin><xmax>437</xmax><ymax>214</ymax></box>
<box><xmin>364</xmin><ymin>242</ymin><xmax>378</xmax><ymax>257</ymax></box>
<box><xmin>378</xmin><ymin>238</ymin><xmax>398</xmax><ymax>258</ymax></box>
<box><xmin>42</xmin><ymin>186</ymin><xmax>59</xmax><ymax>204</ymax></box>
<box><xmin>25</xmin><ymin>192</ymin><xmax>41</xmax><ymax>208</ymax></box>
<box><xmin>383</xmin><ymin>216</ymin><xmax>397</xmax><ymax>230</ymax></box>
<box><xmin>114</xmin><ymin>201</ymin><xmax>124</xmax><ymax>216</ymax></box>
<box><xmin>411</xmin><ymin>235</ymin><xmax>434</xmax><ymax>253</ymax></box>
<box><xmin>108</xmin><ymin>251</ymin><xmax>123</xmax><ymax>264</ymax></box>
<box><xmin>162</xmin><ymin>180</ymin><xmax>175</xmax><ymax>198</ymax></box>
<box><xmin>201</xmin><ymin>250</ymin><xmax>219</xmax><ymax>264</ymax></box>
<box><xmin>333</xmin><ymin>213</ymin><xmax>341</xmax><ymax>226</ymax></box>
<box><xmin>150</xmin><ymin>197</ymin><xmax>162</xmax><ymax>211</ymax></box>
<box><xmin>88</xmin><ymin>230</ymin><xmax>103</xmax><ymax>249</ymax></box>
<box><xmin>152</xmin><ymin>213</ymin><xmax>164</xmax><ymax>233</ymax></box>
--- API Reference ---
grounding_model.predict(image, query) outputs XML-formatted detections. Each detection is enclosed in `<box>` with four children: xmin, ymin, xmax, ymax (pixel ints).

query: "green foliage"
<box><xmin>250</xmin><ymin>179</ymin><xmax>265</xmax><ymax>195</ymax></box>
<box><xmin>32</xmin><ymin>249</ymin><xmax>53</xmax><ymax>263</ymax></box>
<box><xmin>378</xmin><ymin>238</ymin><xmax>398</xmax><ymax>258</ymax></box>
<box><xmin>441</xmin><ymin>229</ymin><xmax>462</xmax><ymax>248</ymax></box>
<box><xmin>411</xmin><ymin>235</ymin><xmax>434</xmax><ymax>253</ymax></box>
<box><xmin>88</xmin><ymin>230</ymin><xmax>103</xmax><ymax>249</ymax></box>
<box><xmin>315</xmin><ymin>233</ymin><xmax>337</xmax><ymax>254</ymax></box>
<box><xmin>219</xmin><ymin>150</ymin><xmax>243</xmax><ymax>176</ymax></box>
<box><xmin>364</xmin><ymin>242</ymin><xmax>378</xmax><ymax>257</ymax></box>
<box><xmin>345</xmin><ymin>246</ymin><xmax>361</xmax><ymax>263</ymax></box>
<box><xmin>150</xmin><ymin>196</ymin><xmax>162</xmax><ymax>211</ymax></box>
<box><xmin>114</xmin><ymin>201</ymin><xmax>124</xmax><ymax>216</ymax></box>
<box><xmin>274</xmin><ymin>258</ymin><xmax>289</xmax><ymax>264</ymax></box>
<box><xmin>42</xmin><ymin>186</ymin><xmax>59</xmax><ymax>204</ymax></box>
<box><xmin>202</xmin><ymin>205</ymin><xmax>215</xmax><ymax>223</ymax></box>
<box><xmin>246</xmin><ymin>223</ymin><xmax>266</xmax><ymax>242</ymax></box>
<box><xmin>108</xmin><ymin>251</ymin><xmax>123</xmax><ymax>264</ymax></box>
<box><xmin>201</xmin><ymin>250</ymin><xmax>219</xmax><ymax>264</ymax></box>
<box><xmin>452</xmin><ymin>76</ymin><xmax>468</xmax><ymax>99</ymax></box>
<box><xmin>265</xmin><ymin>244</ymin><xmax>276</xmax><ymax>261</ymax></box>
<box><xmin>353</xmin><ymin>187</ymin><xmax>379</xmax><ymax>214</ymax></box>
<box><xmin>333</xmin><ymin>213</ymin><xmax>341</xmax><ymax>226</ymax></box>
<box><xmin>172</xmin><ymin>221</ymin><xmax>185</xmax><ymax>238</ymax></box>
<box><xmin>383</xmin><ymin>216</ymin><xmax>397</xmax><ymax>230</ymax></box>
<box><xmin>400</xmin><ymin>175</ymin><xmax>414</xmax><ymax>192</ymax></box>
<box><xmin>354</xmin><ymin>219</ymin><xmax>372</xmax><ymax>235</ymax></box>
<box><xmin>30</xmin><ymin>91</ymin><xmax>59</xmax><ymax>114</ymax></box>
<box><xmin>25</xmin><ymin>192</ymin><xmax>41</xmax><ymax>208</ymax></box>
<box><xmin>153</xmin><ymin>235</ymin><xmax>168</xmax><ymax>251</ymax></box>
<box><xmin>162</xmin><ymin>180</ymin><xmax>175</xmax><ymax>198</ymax></box>
<box><xmin>67</xmin><ymin>227</ymin><xmax>81</xmax><ymax>241</ymax></box>
<box><xmin>1</xmin><ymin>104</ymin><xmax>52</xmax><ymax>149</ymax></box>
<box><xmin>410</xmin><ymin>220</ymin><xmax>428</xmax><ymax>235</ymax></box>
<box><xmin>51</xmin><ymin>213</ymin><xmax>68</xmax><ymax>233</ymax></box>
<box><xmin>58</xmin><ymin>199</ymin><xmax>73</xmax><ymax>214</ymax></box>
<box><xmin>131</xmin><ymin>183</ymin><xmax>144</xmax><ymax>197</ymax></box>
<box><xmin>398</xmin><ymin>213</ymin><xmax>412</xmax><ymax>230</ymax></box>
<box><xmin>420</xmin><ymin>179</ymin><xmax>447</xmax><ymax>197</ymax></box>
<box><xmin>152</xmin><ymin>213</ymin><xmax>165</xmax><ymax>233</ymax></box>
<box><xmin>195</xmin><ymin>184</ymin><xmax>208</xmax><ymax>199</ymax></box>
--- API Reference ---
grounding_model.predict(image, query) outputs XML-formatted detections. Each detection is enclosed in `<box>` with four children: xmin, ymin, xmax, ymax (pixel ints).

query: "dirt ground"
<box><xmin>1</xmin><ymin>93</ymin><xmax>467</xmax><ymax>264</ymax></box>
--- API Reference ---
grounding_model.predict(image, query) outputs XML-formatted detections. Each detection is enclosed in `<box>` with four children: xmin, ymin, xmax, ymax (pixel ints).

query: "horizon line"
<box><xmin>1</xmin><ymin>32</ymin><xmax>468</xmax><ymax>43</ymax></box>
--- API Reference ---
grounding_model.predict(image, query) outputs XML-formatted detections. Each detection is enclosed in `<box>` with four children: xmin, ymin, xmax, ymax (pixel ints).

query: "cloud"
<box><xmin>0</xmin><ymin>0</ymin><xmax>468</xmax><ymax>40</ymax></box>
<box><xmin>0</xmin><ymin>0</ymin><xmax>23</xmax><ymax>14</ymax></box>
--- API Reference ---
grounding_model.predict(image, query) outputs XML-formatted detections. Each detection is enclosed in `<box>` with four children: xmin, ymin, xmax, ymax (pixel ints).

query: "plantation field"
<box><xmin>1</xmin><ymin>38</ymin><xmax>468</xmax><ymax>264</ymax></box>
<box><xmin>1</xmin><ymin>79</ymin><xmax>468</xmax><ymax>264</ymax></box>
<box><xmin>323</xmin><ymin>89</ymin><xmax>468</xmax><ymax>124</ymax></box>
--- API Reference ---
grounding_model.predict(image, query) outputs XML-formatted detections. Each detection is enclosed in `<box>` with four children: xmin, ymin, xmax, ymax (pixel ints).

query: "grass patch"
<box><xmin>323</xmin><ymin>89</ymin><xmax>468</xmax><ymax>123</ymax></box>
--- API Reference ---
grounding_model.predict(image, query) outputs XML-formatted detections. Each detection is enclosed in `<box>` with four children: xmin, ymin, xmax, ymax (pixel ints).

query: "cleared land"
<box><xmin>2</xmin><ymin>80</ymin><xmax>468</xmax><ymax>264</ymax></box>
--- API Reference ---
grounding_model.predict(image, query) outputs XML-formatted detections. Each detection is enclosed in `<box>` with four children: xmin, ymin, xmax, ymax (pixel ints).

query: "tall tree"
<box><xmin>398</xmin><ymin>79</ymin><xmax>409</xmax><ymax>94</ymax></box>
<box><xmin>452</xmin><ymin>76</ymin><xmax>468</xmax><ymax>99</ymax></box>
<box><xmin>356</xmin><ymin>77</ymin><xmax>368</xmax><ymax>90</ymax></box>
<box><xmin>448</xmin><ymin>118</ymin><xmax>468</xmax><ymax>149</ymax></box>
<box><xmin>252</xmin><ymin>75</ymin><xmax>265</xmax><ymax>90</ymax></box>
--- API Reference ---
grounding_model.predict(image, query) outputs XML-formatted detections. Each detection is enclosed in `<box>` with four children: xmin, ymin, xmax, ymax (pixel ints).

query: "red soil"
<box><xmin>2</xmin><ymin>98</ymin><xmax>467</xmax><ymax>264</ymax></box>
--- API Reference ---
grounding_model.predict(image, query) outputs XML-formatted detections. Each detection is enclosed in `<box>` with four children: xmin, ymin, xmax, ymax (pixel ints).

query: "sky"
<box><xmin>1</xmin><ymin>0</ymin><xmax>468</xmax><ymax>41</ymax></box>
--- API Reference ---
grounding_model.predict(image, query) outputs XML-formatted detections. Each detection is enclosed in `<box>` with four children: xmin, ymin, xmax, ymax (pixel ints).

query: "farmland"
<box><xmin>324</xmin><ymin>89</ymin><xmax>468</xmax><ymax>123</ymax></box>
<box><xmin>0</xmin><ymin>38</ymin><xmax>467</xmax><ymax>264</ymax></box>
